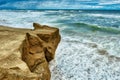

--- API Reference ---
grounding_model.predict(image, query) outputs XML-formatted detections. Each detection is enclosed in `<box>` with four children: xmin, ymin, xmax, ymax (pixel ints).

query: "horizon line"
<box><xmin>0</xmin><ymin>9</ymin><xmax>120</xmax><ymax>11</ymax></box>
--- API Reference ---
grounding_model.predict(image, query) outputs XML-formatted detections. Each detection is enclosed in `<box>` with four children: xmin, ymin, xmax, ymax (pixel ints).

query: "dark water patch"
<box><xmin>75</xmin><ymin>23</ymin><xmax>120</xmax><ymax>34</ymax></box>
<box><xmin>61</xmin><ymin>22</ymin><xmax>120</xmax><ymax>34</ymax></box>
<box><xmin>82</xmin><ymin>10</ymin><xmax>120</xmax><ymax>14</ymax></box>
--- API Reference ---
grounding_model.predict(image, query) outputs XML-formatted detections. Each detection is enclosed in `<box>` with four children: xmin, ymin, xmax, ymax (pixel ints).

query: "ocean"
<box><xmin>1</xmin><ymin>10</ymin><xmax>120</xmax><ymax>80</ymax></box>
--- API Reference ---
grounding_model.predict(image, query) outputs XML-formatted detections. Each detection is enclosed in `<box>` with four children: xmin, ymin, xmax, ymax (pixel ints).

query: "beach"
<box><xmin>1</xmin><ymin>10</ymin><xmax>120</xmax><ymax>80</ymax></box>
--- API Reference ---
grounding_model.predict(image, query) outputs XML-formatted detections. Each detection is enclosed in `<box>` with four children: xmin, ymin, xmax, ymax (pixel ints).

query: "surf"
<box><xmin>61</xmin><ymin>22</ymin><xmax>120</xmax><ymax>34</ymax></box>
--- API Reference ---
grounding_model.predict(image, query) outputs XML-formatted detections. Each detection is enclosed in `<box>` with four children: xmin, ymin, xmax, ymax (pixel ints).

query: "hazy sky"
<box><xmin>0</xmin><ymin>0</ymin><xmax>120</xmax><ymax>10</ymax></box>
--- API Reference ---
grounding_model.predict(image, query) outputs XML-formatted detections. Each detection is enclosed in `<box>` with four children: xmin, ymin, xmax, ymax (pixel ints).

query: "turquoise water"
<box><xmin>0</xmin><ymin>10</ymin><xmax>120</xmax><ymax>34</ymax></box>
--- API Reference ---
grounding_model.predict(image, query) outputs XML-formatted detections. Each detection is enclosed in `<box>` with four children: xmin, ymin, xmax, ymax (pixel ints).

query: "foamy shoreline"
<box><xmin>50</xmin><ymin>32</ymin><xmax>120</xmax><ymax>80</ymax></box>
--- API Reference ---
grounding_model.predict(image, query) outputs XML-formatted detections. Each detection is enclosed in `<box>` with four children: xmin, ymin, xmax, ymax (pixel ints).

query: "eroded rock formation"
<box><xmin>0</xmin><ymin>23</ymin><xmax>61</xmax><ymax>80</ymax></box>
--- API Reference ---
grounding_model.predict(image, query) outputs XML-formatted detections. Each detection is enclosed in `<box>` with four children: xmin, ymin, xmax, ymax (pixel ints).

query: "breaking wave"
<box><xmin>63</xmin><ymin>22</ymin><xmax>120</xmax><ymax>34</ymax></box>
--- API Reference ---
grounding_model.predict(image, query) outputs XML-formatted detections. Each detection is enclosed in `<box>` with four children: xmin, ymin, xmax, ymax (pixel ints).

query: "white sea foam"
<box><xmin>0</xmin><ymin>10</ymin><xmax>58</xmax><ymax>28</ymax></box>
<box><xmin>50</xmin><ymin>33</ymin><xmax>120</xmax><ymax>80</ymax></box>
<box><xmin>88</xmin><ymin>13</ymin><xmax>120</xmax><ymax>18</ymax></box>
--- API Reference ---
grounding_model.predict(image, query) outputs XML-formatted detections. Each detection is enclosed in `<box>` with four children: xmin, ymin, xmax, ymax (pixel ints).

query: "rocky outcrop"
<box><xmin>0</xmin><ymin>23</ymin><xmax>61</xmax><ymax>80</ymax></box>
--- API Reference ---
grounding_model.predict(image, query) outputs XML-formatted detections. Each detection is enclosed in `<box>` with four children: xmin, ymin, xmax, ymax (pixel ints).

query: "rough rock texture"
<box><xmin>0</xmin><ymin>23</ymin><xmax>61</xmax><ymax>80</ymax></box>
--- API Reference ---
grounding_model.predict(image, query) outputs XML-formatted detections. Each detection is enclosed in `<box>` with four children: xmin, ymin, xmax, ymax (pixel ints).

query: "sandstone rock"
<box><xmin>0</xmin><ymin>23</ymin><xmax>61</xmax><ymax>80</ymax></box>
<box><xmin>33</xmin><ymin>23</ymin><xmax>61</xmax><ymax>62</ymax></box>
<box><xmin>21</xmin><ymin>33</ymin><xmax>50</xmax><ymax>80</ymax></box>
